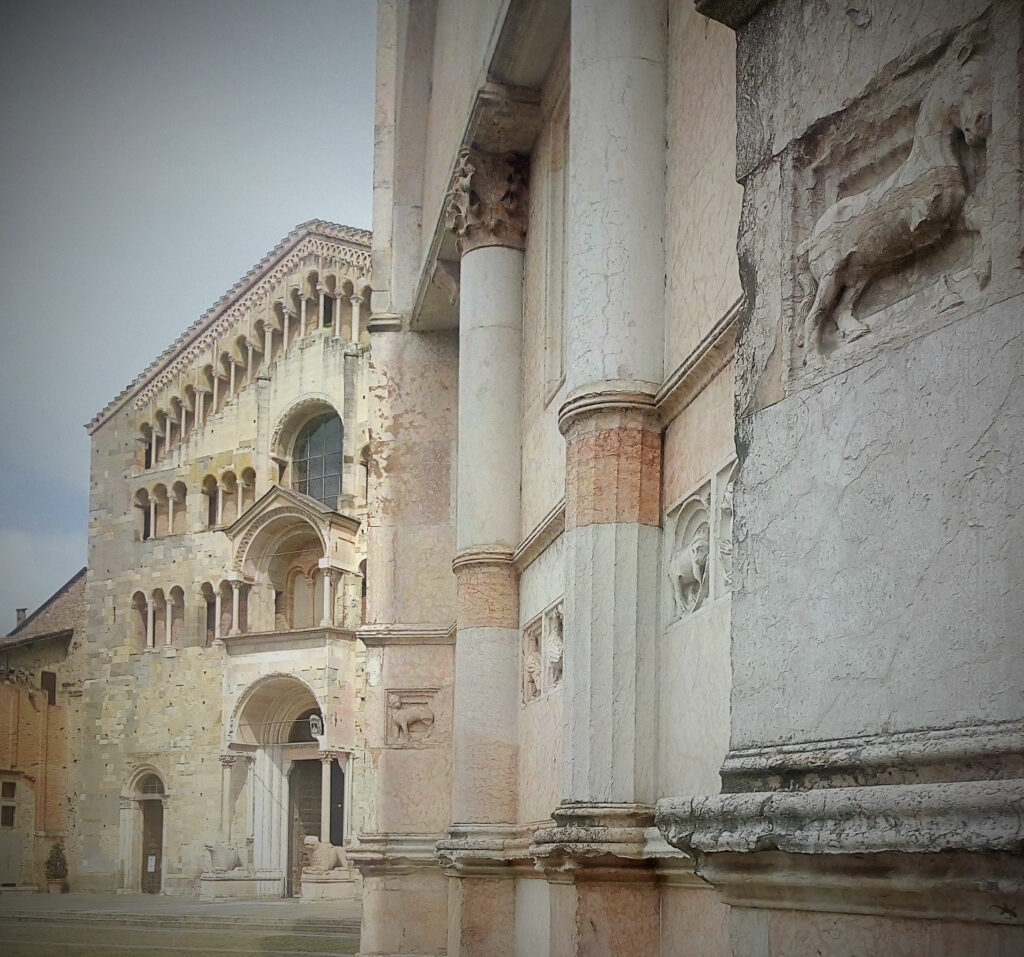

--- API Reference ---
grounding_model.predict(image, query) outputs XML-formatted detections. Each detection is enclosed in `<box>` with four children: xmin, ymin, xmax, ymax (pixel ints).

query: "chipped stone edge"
<box><xmin>655</xmin><ymin>779</ymin><xmax>1024</xmax><ymax>856</ymax></box>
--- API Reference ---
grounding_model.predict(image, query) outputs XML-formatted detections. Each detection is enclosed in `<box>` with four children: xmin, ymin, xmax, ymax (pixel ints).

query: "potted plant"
<box><xmin>44</xmin><ymin>842</ymin><xmax>67</xmax><ymax>894</ymax></box>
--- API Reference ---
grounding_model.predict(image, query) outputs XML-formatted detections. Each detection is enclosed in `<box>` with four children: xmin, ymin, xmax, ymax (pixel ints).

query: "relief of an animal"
<box><xmin>799</xmin><ymin>26</ymin><xmax>990</xmax><ymax>361</ymax></box>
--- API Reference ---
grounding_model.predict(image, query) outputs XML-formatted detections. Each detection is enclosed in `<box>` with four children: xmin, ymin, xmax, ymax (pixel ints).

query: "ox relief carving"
<box><xmin>522</xmin><ymin>600</ymin><xmax>564</xmax><ymax>704</ymax></box>
<box><xmin>667</xmin><ymin>462</ymin><xmax>735</xmax><ymax>621</ymax></box>
<box><xmin>794</xmin><ymin>19</ymin><xmax>992</xmax><ymax>366</ymax></box>
<box><xmin>386</xmin><ymin>689</ymin><xmax>437</xmax><ymax>748</ymax></box>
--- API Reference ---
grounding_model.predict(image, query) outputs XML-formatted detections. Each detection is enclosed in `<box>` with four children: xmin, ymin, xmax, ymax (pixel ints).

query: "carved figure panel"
<box><xmin>666</xmin><ymin>459</ymin><xmax>736</xmax><ymax>622</ymax></box>
<box><xmin>385</xmin><ymin>689</ymin><xmax>438</xmax><ymax>748</ymax></box>
<box><xmin>522</xmin><ymin>599</ymin><xmax>564</xmax><ymax>705</ymax></box>
<box><xmin>791</xmin><ymin>17</ymin><xmax>993</xmax><ymax>369</ymax></box>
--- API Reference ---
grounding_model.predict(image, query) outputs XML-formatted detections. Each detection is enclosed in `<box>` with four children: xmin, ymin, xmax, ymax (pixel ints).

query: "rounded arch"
<box><xmin>124</xmin><ymin>763</ymin><xmax>167</xmax><ymax>799</ymax></box>
<box><xmin>228</xmin><ymin>672</ymin><xmax>323</xmax><ymax>747</ymax></box>
<box><xmin>270</xmin><ymin>394</ymin><xmax>342</xmax><ymax>460</ymax></box>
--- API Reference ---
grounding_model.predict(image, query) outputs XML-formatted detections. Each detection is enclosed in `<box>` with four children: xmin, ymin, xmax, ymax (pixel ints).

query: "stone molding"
<box><xmin>557</xmin><ymin>386</ymin><xmax>659</xmax><ymax>437</ymax></box>
<box><xmin>356</xmin><ymin>623</ymin><xmax>454</xmax><ymax>646</ymax></box>
<box><xmin>512</xmin><ymin>498</ymin><xmax>565</xmax><ymax>573</ymax></box>
<box><xmin>654</xmin><ymin>298</ymin><xmax>739</xmax><ymax>424</ymax></box>
<box><xmin>446</xmin><ymin>148</ymin><xmax>529</xmax><ymax>255</ymax></box>
<box><xmin>655</xmin><ymin>779</ymin><xmax>1024</xmax><ymax>857</ymax></box>
<box><xmin>436</xmin><ymin>823</ymin><xmax>526</xmax><ymax>877</ymax></box>
<box><xmin>451</xmin><ymin>546</ymin><xmax>516</xmax><ymax>572</ymax></box>
<box><xmin>530</xmin><ymin>803</ymin><xmax>658</xmax><ymax>878</ymax></box>
<box><xmin>721</xmin><ymin>719</ymin><xmax>1024</xmax><ymax>792</ymax></box>
<box><xmin>366</xmin><ymin>312</ymin><xmax>403</xmax><ymax>334</ymax></box>
<box><xmin>347</xmin><ymin>832</ymin><xmax>446</xmax><ymax>876</ymax></box>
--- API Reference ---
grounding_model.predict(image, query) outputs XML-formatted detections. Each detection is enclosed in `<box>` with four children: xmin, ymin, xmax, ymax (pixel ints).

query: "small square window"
<box><xmin>1</xmin><ymin>782</ymin><xmax>14</xmax><ymax>799</ymax></box>
<box><xmin>0</xmin><ymin>806</ymin><xmax>14</xmax><ymax>828</ymax></box>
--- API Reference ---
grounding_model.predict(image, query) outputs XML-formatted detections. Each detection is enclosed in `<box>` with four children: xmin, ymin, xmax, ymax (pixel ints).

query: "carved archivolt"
<box><xmin>667</xmin><ymin>460</ymin><xmax>735</xmax><ymax>621</ymax></box>
<box><xmin>446</xmin><ymin>148</ymin><xmax>529</xmax><ymax>255</ymax></box>
<box><xmin>794</xmin><ymin>18</ymin><xmax>992</xmax><ymax>365</ymax></box>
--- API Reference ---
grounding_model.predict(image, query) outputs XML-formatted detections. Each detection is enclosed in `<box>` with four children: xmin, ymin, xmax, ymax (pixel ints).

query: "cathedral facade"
<box><xmin>74</xmin><ymin>221</ymin><xmax>373</xmax><ymax>899</ymax></box>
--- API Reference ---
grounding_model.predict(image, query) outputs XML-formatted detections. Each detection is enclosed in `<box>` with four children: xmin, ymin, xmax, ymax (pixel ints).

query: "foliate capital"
<box><xmin>445</xmin><ymin>148</ymin><xmax>529</xmax><ymax>255</ymax></box>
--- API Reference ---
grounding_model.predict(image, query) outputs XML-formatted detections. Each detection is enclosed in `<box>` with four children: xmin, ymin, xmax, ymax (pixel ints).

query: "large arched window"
<box><xmin>292</xmin><ymin>413</ymin><xmax>342</xmax><ymax>507</ymax></box>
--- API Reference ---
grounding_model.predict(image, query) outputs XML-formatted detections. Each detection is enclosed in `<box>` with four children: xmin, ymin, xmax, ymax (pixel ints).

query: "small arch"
<box><xmin>169</xmin><ymin>586</ymin><xmax>185</xmax><ymax>645</ymax></box>
<box><xmin>201</xmin><ymin>475</ymin><xmax>219</xmax><ymax>528</ymax></box>
<box><xmin>221</xmin><ymin>471</ymin><xmax>239</xmax><ymax>525</ymax></box>
<box><xmin>134</xmin><ymin>488</ymin><xmax>152</xmax><ymax>541</ymax></box>
<box><xmin>229</xmin><ymin>672</ymin><xmax>322</xmax><ymax>747</ymax></box>
<box><xmin>131</xmin><ymin>591</ymin><xmax>148</xmax><ymax>650</ymax></box>
<box><xmin>171</xmin><ymin>481</ymin><xmax>188</xmax><ymax>535</ymax></box>
<box><xmin>200</xmin><ymin>582</ymin><xmax>217</xmax><ymax>645</ymax></box>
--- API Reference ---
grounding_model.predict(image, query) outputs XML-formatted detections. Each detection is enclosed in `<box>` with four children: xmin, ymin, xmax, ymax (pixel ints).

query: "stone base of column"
<box><xmin>348</xmin><ymin>834</ymin><xmax>448</xmax><ymax>957</ymax></box>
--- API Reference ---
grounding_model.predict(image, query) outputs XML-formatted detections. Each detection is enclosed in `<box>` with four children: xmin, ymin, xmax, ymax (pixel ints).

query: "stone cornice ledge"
<box><xmin>512</xmin><ymin>498</ymin><xmax>565</xmax><ymax>572</ymax></box>
<box><xmin>656</xmin><ymin>779</ymin><xmax>1024</xmax><ymax>857</ymax></box>
<box><xmin>436</xmin><ymin>823</ymin><xmax>530</xmax><ymax>876</ymax></box>
<box><xmin>557</xmin><ymin>385</ymin><xmax>660</xmax><ymax>435</ymax></box>
<box><xmin>452</xmin><ymin>546</ymin><xmax>515</xmax><ymax>572</ymax></box>
<box><xmin>357</xmin><ymin>623</ymin><xmax>454</xmax><ymax>646</ymax></box>
<box><xmin>655</xmin><ymin>298</ymin><xmax>739</xmax><ymax>424</ymax></box>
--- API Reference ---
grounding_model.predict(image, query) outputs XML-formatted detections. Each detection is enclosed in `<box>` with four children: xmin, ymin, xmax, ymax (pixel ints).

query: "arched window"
<box><xmin>292</xmin><ymin>414</ymin><xmax>342</xmax><ymax>508</ymax></box>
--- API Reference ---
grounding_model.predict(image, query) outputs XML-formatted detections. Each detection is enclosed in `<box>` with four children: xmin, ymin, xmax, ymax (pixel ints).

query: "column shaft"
<box><xmin>320</xmin><ymin>756</ymin><xmax>332</xmax><ymax>842</ymax></box>
<box><xmin>146</xmin><ymin>601</ymin><xmax>154</xmax><ymax>649</ymax></box>
<box><xmin>214</xmin><ymin>592</ymin><xmax>222</xmax><ymax>640</ymax></box>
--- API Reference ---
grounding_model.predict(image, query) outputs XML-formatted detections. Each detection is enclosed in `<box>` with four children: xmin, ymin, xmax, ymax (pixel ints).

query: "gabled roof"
<box><xmin>4</xmin><ymin>566</ymin><xmax>87</xmax><ymax>645</ymax></box>
<box><xmin>225</xmin><ymin>485</ymin><xmax>361</xmax><ymax>574</ymax></box>
<box><xmin>85</xmin><ymin>220</ymin><xmax>371</xmax><ymax>434</ymax></box>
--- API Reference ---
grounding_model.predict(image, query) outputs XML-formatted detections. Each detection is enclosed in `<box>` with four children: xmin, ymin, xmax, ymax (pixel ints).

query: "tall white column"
<box><xmin>320</xmin><ymin>569</ymin><xmax>335</xmax><ymax>627</ymax></box>
<box><xmin>164</xmin><ymin>600</ymin><xmax>173</xmax><ymax>647</ymax></box>
<box><xmin>167</xmin><ymin>497</ymin><xmax>174</xmax><ymax>536</ymax></box>
<box><xmin>146</xmin><ymin>600</ymin><xmax>155</xmax><ymax>649</ymax></box>
<box><xmin>350</xmin><ymin>295</ymin><xmax>364</xmax><ymax>344</ymax></box>
<box><xmin>437</xmin><ymin>148</ymin><xmax>528</xmax><ymax>956</ymax></box>
<box><xmin>214</xmin><ymin>591</ymin><xmax>223</xmax><ymax>640</ymax></box>
<box><xmin>247</xmin><ymin>344</ymin><xmax>253</xmax><ymax>380</ymax></box>
<box><xmin>264</xmin><ymin>325</ymin><xmax>273</xmax><ymax>361</ymax></box>
<box><xmin>212</xmin><ymin>373</ymin><xmax>219</xmax><ymax>413</ymax></box>
<box><xmin>220</xmin><ymin>755</ymin><xmax>236</xmax><ymax>841</ymax></box>
<box><xmin>196</xmin><ymin>391</ymin><xmax>205</xmax><ymax>426</ymax></box>
<box><xmin>283</xmin><ymin>309</ymin><xmax>291</xmax><ymax>349</ymax></box>
<box><xmin>229</xmin><ymin>361</ymin><xmax>236</xmax><ymax>396</ymax></box>
<box><xmin>317</xmin><ymin>285</ymin><xmax>327</xmax><ymax>328</ymax></box>
<box><xmin>300</xmin><ymin>295</ymin><xmax>308</xmax><ymax>335</ymax></box>
<box><xmin>229</xmin><ymin>581</ymin><xmax>242</xmax><ymax>636</ymax></box>
<box><xmin>320</xmin><ymin>752</ymin><xmax>333</xmax><ymax>842</ymax></box>
<box><xmin>148</xmin><ymin>500</ymin><xmax>156</xmax><ymax>540</ymax></box>
<box><xmin>216</xmin><ymin>485</ymin><xmax>224</xmax><ymax>526</ymax></box>
<box><xmin>236</xmin><ymin>481</ymin><xmax>244</xmax><ymax>518</ymax></box>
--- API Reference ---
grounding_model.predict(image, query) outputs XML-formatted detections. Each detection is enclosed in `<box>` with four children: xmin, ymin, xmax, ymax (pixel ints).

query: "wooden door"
<box><xmin>141</xmin><ymin>800</ymin><xmax>162</xmax><ymax>894</ymax></box>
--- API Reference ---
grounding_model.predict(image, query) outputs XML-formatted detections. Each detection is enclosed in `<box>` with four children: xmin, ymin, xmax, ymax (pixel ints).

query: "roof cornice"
<box><xmin>85</xmin><ymin>220</ymin><xmax>371</xmax><ymax>434</ymax></box>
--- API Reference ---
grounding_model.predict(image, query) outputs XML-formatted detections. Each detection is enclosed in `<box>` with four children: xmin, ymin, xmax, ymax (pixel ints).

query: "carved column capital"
<box><xmin>445</xmin><ymin>148</ymin><xmax>529</xmax><ymax>255</ymax></box>
<box><xmin>319</xmin><ymin>749</ymin><xmax>342</xmax><ymax>765</ymax></box>
<box><xmin>219</xmin><ymin>754</ymin><xmax>237</xmax><ymax>769</ymax></box>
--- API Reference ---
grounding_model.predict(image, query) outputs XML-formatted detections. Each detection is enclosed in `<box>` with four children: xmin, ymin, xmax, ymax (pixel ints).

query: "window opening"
<box><xmin>1</xmin><ymin>782</ymin><xmax>14</xmax><ymax>799</ymax></box>
<box><xmin>0</xmin><ymin>806</ymin><xmax>13</xmax><ymax>827</ymax></box>
<box><xmin>41</xmin><ymin>671</ymin><xmax>56</xmax><ymax>706</ymax></box>
<box><xmin>292</xmin><ymin>414</ymin><xmax>342</xmax><ymax>507</ymax></box>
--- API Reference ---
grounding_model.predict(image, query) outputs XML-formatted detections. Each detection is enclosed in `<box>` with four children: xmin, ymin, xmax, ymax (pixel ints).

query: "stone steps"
<box><xmin>0</xmin><ymin>910</ymin><xmax>360</xmax><ymax>934</ymax></box>
<box><xmin>0</xmin><ymin>916</ymin><xmax>360</xmax><ymax>956</ymax></box>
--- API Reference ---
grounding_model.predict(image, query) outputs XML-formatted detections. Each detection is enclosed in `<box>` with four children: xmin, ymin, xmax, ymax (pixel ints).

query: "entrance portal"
<box><xmin>287</xmin><ymin>760</ymin><xmax>321</xmax><ymax>897</ymax></box>
<box><xmin>140</xmin><ymin>799</ymin><xmax>163</xmax><ymax>893</ymax></box>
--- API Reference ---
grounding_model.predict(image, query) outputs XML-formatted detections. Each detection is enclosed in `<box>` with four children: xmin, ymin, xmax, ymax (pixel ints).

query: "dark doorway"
<box><xmin>141</xmin><ymin>800</ymin><xmax>163</xmax><ymax>894</ymax></box>
<box><xmin>287</xmin><ymin>760</ymin><xmax>321</xmax><ymax>897</ymax></box>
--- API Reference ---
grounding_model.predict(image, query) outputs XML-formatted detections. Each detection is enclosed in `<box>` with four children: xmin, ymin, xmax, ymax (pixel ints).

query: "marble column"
<box><xmin>220</xmin><ymin>755</ymin><xmax>236</xmax><ymax>841</ymax></box>
<box><xmin>436</xmin><ymin>147</ymin><xmax>529</xmax><ymax>957</ymax></box>
<box><xmin>531</xmin><ymin>1</ymin><xmax>668</xmax><ymax>953</ymax></box>
<box><xmin>164</xmin><ymin>600</ymin><xmax>173</xmax><ymax>647</ymax></box>
<box><xmin>350</xmin><ymin>294</ymin><xmax>364</xmax><ymax>344</ymax></box>
<box><xmin>146</xmin><ymin>599</ymin><xmax>155</xmax><ymax>649</ymax></box>
<box><xmin>229</xmin><ymin>581</ymin><xmax>242</xmax><ymax>636</ymax></box>
<box><xmin>319</xmin><ymin>751</ymin><xmax>335</xmax><ymax>842</ymax></box>
<box><xmin>214</xmin><ymin>590</ymin><xmax>223</xmax><ymax>641</ymax></box>
<box><xmin>148</xmin><ymin>500</ymin><xmax>156</xmax><ymax>540</ymax></box>
<box><xmin>319</xmin><ymin>568</ymin><xmax>335</xmax><ymax>628</ymax></box>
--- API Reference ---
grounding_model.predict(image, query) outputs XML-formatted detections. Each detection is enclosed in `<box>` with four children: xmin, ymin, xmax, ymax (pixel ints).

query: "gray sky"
<box><xmin>0</xmin><ymin>0</ymin><xmax>375</xmax><ymax>631</ymax></box>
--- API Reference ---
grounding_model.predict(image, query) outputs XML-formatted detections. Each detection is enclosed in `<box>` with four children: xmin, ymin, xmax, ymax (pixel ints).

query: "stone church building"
<box><xmin>3</xmin><ymin>0</ymin><xmax>1022</xmax><ymax>954</ymax></box>
<box><xmin>71</xmin><ymin>220</ymin><xmax>374</xmax><ymax>899</ymax></box>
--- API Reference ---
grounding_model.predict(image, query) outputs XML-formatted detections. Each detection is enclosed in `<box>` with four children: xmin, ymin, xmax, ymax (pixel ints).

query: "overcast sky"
<box><xmin>0</xmin><ymin>0</ymin><xmax>375</xmax><ymax>631</ymax></box>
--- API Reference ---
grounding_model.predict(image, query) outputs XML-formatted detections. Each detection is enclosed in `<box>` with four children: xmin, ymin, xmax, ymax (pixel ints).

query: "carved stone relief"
<box><xmin>522</xmin><ymin>600</ymin><xmax>564</xmax><ymax>704</ymax></box>
<box><xmin>385</xmin><ymin>689</ymin><xmax>437</xmax><ymax>748</ymax></box>
<box><xmin>445</xmin><ymin>148</ymin><xmax>529</xmax><ymax>255</ymax></box>
<box><xmin>790</xmin><ymin>17</ymin><xmax>993</xmax><ymax>370</ymax></box>
<box><xmin>666</xmin><ymin>460</ymin><xmax>735</xmax><ymax>622</ymax></box>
